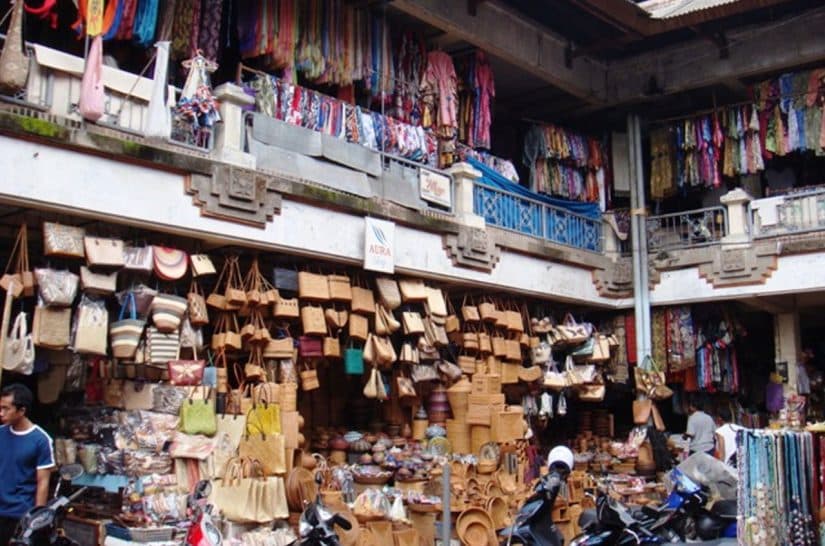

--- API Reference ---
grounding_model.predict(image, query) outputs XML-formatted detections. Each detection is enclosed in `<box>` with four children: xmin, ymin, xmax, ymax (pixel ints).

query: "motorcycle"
<box><xmin>571</xmin><ymin>453</ymin><xmax>738</xmax><ymax>545</ymax></box>
<box><xmin>185</xmin><ymin>480</ymin><xmax>223</xmax><ymax>546</ymax></box>
<box><xmin>11</xmin><ymin>464</ymin><xmax>87</xmax><ymax>546</ymax></box>
<box><xmin>291</xmin><ymin>473</ymin><xmax>352</xmax><ymax>546</ymax></box>
<box><xmin>658</xmin><ymin>453</ymin><xmax>737</xmax><ymax>541</ymax></box>
<box><xmin>499</xmin><ymin>446</ymin><xmax>575</xmax><ymax>546</ymax></box>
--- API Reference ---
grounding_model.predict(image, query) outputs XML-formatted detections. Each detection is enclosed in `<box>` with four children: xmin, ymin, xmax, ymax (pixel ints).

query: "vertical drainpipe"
<box><xmin>628</xmin><ymin>114</ymin><xmax>651</xmax><ymax>364</ymax></box>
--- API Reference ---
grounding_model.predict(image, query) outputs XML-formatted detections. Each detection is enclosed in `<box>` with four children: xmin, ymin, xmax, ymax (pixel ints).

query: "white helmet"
<box><xmin>547</xmin><ymin>445</ymin><xmax>574</xmax><ymax>472</ymax></box>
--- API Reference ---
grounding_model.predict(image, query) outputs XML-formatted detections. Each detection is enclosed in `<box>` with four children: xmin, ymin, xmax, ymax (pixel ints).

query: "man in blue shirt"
<box><xmin>0</xmin><ymin>384</ymin><xmax>55</xmax><ymax>545</ymax></box>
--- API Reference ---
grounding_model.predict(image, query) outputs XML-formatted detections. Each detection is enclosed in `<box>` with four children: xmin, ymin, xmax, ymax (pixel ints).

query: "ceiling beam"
<box><xmin>607</xmin><ymin>7</ymin><xmax>825</xmax><ymax>105</ymax></box>
<box><xmin>390</xmin><ymin>0</ymin><xmax>607</xmax><ymax>104</ymax></box>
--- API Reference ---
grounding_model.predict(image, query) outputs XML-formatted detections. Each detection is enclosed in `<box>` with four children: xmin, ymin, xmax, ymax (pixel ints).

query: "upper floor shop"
<box><xmin>2</xmin><ymin>0</ymin><xmax>825</xmax><ymax>310</ymax></box>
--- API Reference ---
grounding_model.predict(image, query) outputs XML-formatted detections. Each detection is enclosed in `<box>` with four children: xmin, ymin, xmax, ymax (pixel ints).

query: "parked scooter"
<box><xmin>658</xmin><ymin>453</ymin><xmax>737</xmax><ymax>541</ymax></box>
<box><xmin>571</xmin><ymin>453</ymin><xmax>738</xmax><ymax>545</ymax></box>
<box><xmin>185</xmin><ymin>480</ymin><xmax>223</xmax><ymax>546</ymax></box>
<box><xmin>499</xmin><ymin>446</ymin><xmax>575</xmax><ymax>546</ymax></box>
<box><xmin>291</xmin><ymin>474</ymin><xmax>352</xmax><ymax>546</ymax></box>
<box><xmin>11</xmin><ymin>464</ymin><xmax>87</xmax><ymax>546</ymax></box>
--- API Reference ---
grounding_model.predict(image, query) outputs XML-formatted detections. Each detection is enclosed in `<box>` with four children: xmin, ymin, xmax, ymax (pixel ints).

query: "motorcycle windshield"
<box><xmin>669</xmin><ymin>468</ymin><xmax>702</xmax><ymax>496</ymax></box>
<box><xmin>671</xmin><ymin>453</ymin><xmax>738</xmax><ymax>500</ymax></box>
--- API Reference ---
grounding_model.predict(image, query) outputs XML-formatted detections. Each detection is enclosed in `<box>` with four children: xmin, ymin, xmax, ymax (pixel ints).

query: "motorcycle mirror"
<box><xmin>332</xmin><ymin>514</ymin><xmax>352</xmax><ymax>531</ymax></box>
<box><xmin>59</xmin><ymin>464</ymin><xmax>84</xmax><ymax>481</ymax></box>
<box><xmin>194</xmin><ymin>480</ymin><xmax>212</xmax><ymax>499</ymax></box>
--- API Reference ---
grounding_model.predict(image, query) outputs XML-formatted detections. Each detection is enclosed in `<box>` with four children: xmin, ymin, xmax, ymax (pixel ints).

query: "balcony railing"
<box><xmin>646</xmin><ymin>206</ymin><xmax>727</xmax><ymax>251</ymax></box>
<box><xmin>472</xmin><ymin>183</ymin><xmax>603</xmax><ymax>252</ymax></box>
<box><xmin>750</xmin><ymin>188</ymin><xmax>825</xmax><ymax>238</ymax></box>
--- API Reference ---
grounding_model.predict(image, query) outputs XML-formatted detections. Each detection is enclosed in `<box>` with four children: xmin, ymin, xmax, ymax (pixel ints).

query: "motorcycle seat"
<box><xmin>710</xmin><ymin>499</ymin><xmax>737</xmax><ymax>519</ymax></box>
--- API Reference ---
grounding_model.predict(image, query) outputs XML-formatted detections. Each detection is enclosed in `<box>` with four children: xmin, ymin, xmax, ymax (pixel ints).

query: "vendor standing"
<box><xmin>0</xmin><ymin>384</ymin><xmax>55</xmax><ymax>545</ymax></box>
<box><xmin>684</xmin><ymin>400</ymin><xmax>715</xmax><ymax>456</ymax></box>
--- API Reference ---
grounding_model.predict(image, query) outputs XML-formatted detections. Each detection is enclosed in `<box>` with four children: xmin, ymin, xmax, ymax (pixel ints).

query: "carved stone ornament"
<box><xmin>185</xmin><ymin>164</ymin><xmax>282</xmax><ymax>227</ymax></box>
<box><xmin>592</xmin><ymin>257</ymin><xmax>634</xmax><ymax>298</ymax></box>
<box><xmin>697</xmin><ymin>243</ymin><xmax>778</xmax><ymax>287</ymax></box>
<box><xmin>443</xmin><ymin>227</ymin><xmax>501</xmax><ymax>272</ymax></box>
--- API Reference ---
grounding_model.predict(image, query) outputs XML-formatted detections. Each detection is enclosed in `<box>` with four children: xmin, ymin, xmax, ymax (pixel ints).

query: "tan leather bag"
<box><xmin>0</xmin><ymin>0</ymin><xmax>29</xmax><ymax>94</ymax></box>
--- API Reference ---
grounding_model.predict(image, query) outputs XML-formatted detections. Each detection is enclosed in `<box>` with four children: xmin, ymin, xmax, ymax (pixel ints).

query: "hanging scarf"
<box><xmin>133</xmin><ymin>0</ymin><xmax>160</xmax><ymax>47</ymax></box>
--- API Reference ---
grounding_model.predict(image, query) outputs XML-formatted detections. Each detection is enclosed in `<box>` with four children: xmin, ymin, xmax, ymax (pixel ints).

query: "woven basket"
<box><xmin>280</xmin><ymin>382</ymin><xmax>298</xmax><ymax>412</ymax></box>
<box><xmin>470</xmin><ymin>425</ymin><xmax>491</xmax><ymax>455</ymax></box>
<box><xmin>447</xmin><ymin>377</ymin><xmax>472</xmax><ymax>421</ymax></box>
<box><xmin>476</xmin><ymin>459</ymin><xmax>497</xmax><ymax>474</ymax></box>
<box><xmin>500</xmin><ymin>362</ymin><xmax>520</xmax><ymax>384</ymax></box>
<box><xmin>446</xmin><ymin>419</ymin><xmax>471</xmax><ymax>454</ymax></box>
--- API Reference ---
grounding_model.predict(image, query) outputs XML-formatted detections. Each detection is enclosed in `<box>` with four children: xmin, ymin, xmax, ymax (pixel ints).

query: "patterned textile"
<box><xmin>666</xmin><ymin>306</ymin><xmax>696</xmax><ymax>372</ymax></box>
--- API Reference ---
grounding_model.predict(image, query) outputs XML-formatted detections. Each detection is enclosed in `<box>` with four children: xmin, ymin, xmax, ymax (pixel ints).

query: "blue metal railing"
<box><xmin>473</xmin><ymin>183</ymin><xmax>603</xmax><ymax>252</ymax></box>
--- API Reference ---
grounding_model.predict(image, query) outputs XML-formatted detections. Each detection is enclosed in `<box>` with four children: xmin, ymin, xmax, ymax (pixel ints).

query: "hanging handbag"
<box><xmin>153</xmin><ymin>246</ymin><xmax>189</xmax><ymax>281</ymax></box>
<box><xmin>299</xmin><ymin>362</ymin><xmax>320</xmax><ymax>391</ymax></box>
<box><xmin>478</xmin><ymin>299</ymin><xmax>497</xmax><ymax>323</ymax></box>
<box><xmin>553</xmin><ymin>314</ymin><xmax>590</xmax><ymax>346</ymax></box>
<box><xmin>263</xmin><ymin>336</ymin><xmax>294</xmax><ymax>359</ymax></box>
<box><xmin>375</xmin><ymin>277</ymin><xmax>401</xmax><ymax>310</ymax></box>
<box><xmin>239</xmin><ymin>433</ymin><xmax>286</xmax><ymax>476</ymax></box>
<box><xmin>1</xmin><ymin>224</ymin><xmax>33</xmax><ymax>297</ymax></box>
<box><xmin>42</xmin><ymin>222</ymin><xmax>85</xmax><ymax>259</ymax></box>
<box><xmin>179</xmin><ymin>387</ymin><xmax>217</xmax><ymax>436</ymax></box>
<box><xmin>437</xmin><ymin>360</ymin><xmax>462</xmax><ymax>381</ymax></box>
<box><xmin>168</xmin><ymin>345</ymin><xmax>206</xmax><ymax>386</ymax></box>
<box><xmin>188</xmin><ymin>281</ymin><xmax>209</xmax><ymax>326</ymax></box>
<box><xmin>151</xmin><ymin>294</ymin><xmax>187</xmax><ymax>332</ymax></box>
<box><xmin>531</xmin><ymin>341</ymin><xmax>551</xmax><ymax>364</ymax></box>
<box><xmin>273</xmin><ymin>267</ymin><xmax>299</xmax><ymax>292</ymax></box>
<box><xmin>411</xmin><ymin>363</ymin><xmax>439</xmax><ymax>383</ymax></box>
<box><xmin>587</xmin><ymin>335</ymin><xmax>611</xmax><ymax>363</ymax></box>
<box><xmin>147</xmin><ymin>326</ymin><xmax>180</xmax><ymax>364</ymax></box>
<box><xmin>578</xmin><ymin>383</ymin><xmax>606</xmax><ymax>402</ymax></box>
<box><xmin>327</xmin><ymin>274</ymin><xmax>352</xmax><ymax>302</ymax></box>
<box><xmin>73</xmin><ymin>297</ymin><xmax>108</xmax><ymax>356</ymax></box>
<box><xmin>397</xmin><ymin>375</ymin><xmax>417</xmax><ymax>399</ymax></box>
<box><xmin>362</xmin><ymin>366</ymin><xmax>381</xmax><ymax>399</ymax></box>
<box><xmin>570</xmin><ymin>337</ymin><xmax>595</xmax><ymax>359</ymax></box>
<box><xmin>491</xmin><ymin>335</ymin><xmax>507</xmax><ymax>358</ymax></box>
<box><xmin>2</xmin><ymin>312</ymin><xmax>34</xmax><ymax>374</ymax></box>
<box><xmin>544</xmin><ymin>358</ymin><xmax>569</xmax><ymax>391</ymax></box>
<box><xmin>80</xmin><ymin>266</ymin><xmax>117</xmax><ymax>295</ymax></box>
<box><xmin>0</xmin><ymin>0</ymin><xmax>29</xmax><ymax>94</ymax></box>
<box><xmin>190</xmin><ymin>254</ymin><xmax>216</xmax><ymax>277</ymax></box>
<box><xmin>377</xmin><ymin>303</ymin><xmax>400</xmax><ymax>334</ymax></box>
<box><xmin>84</xmin><ymin>237</ymin><xmax>124</xmax><ymax>268</ymax></box>
<box><xmin>122</xmin><ymin>245</ymin><xmax>154</xmax><ymax>273</ymax></box>
<box><xmin>632</xmin><ymin>399</ymin><xmax>653</xmax><ymax>425</ymax></box>
<box><xmin>301</xmin><ymin>305</ymin><xmax>326</xmax><ymax>336</ymax></box>
<box><xmin>324</xmin><ymin>308</ymin><xmax>349</xmax><ymax>331</ymax></box>
<box><xmin>350</xmin><ymin>283</ymin><xmax>375</xmax><ymax>315</ymax></box>
<box><xmin>32</xmin><ymin>304</ymin><xmax>71</xmax><ymax>350</ymax></box>
<box><xmin>110</xmin><ymin>293</ymin><xmax>145</xmax><ymax>359</ymax></box>
<box><xmin>348</xmin><ymin>313</ymin><xmax>369</xmax><ymax>342</ymax></box>
<box><xmin>402</xmin><ymin>312</ymin><xmax>425</xmax><ymax>336</ymax></box>
<box><xmin>245</xmin><ymin>386</ymin><xmax>281</xmax><ymax>437</ymax></box>
<box><xmin>344</xmin><ymin>345</ymin><xmax>364</xmax><ymax>375</ymax></box>
<box><xmin>399</xmin><ymin>342</ymin><xmax>419</xmax><ymax>365</ymax></box>
<box><xmin>425</xmin><ymin>286</ymin><xmax>448</xmax><ymax>317</ymax></box>
<box><xmin>298</xmin><ymin>271</ymin><xmax>330</xmax><ymax>301</ymax></box>
<box><xmin>323</xmin><ymin>335</ymin><xmax>341</xmax><ymax>359</ymax></box>
<box><xmin>398</xmin><ymin>278</ymin><xmax>427</xmax><ymax>302</ymax></box>
<box><xmin>298</xmin><ymin>336</ymin><xmax>323</xmax><ymax>358</ymax></box>
<box><xmin>461</xmin><ymin>296</ymin><xmax>480</xmax><ymax>323</ymax></box>
<box><xmin>274</xmin><ymin>297</ymin><xmax>300</xmax><ymax>319</ymax></box>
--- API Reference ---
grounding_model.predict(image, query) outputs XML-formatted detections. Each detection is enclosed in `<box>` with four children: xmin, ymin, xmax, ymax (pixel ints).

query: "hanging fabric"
<box><xmin>0</xmin><ymin>0</ymin><xmax>30</xmax><ymax>94</ymax></box>
<box><xmin>78</xmin><ymin>35</ymin><xmax>105</xmax><ymax>122</ymax></box>
<box><xmin>145</xmin><ymin>41</ymin><xmax>171</xmax><ymax>141</ymax></box>
<box><xmin>133</xmin><ymin>0</ymin><xmax>161</xmax><ymax>47</ymax></box>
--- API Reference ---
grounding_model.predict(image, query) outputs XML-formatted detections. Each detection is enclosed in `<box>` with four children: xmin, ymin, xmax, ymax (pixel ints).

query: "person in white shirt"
<box><xmin>684</xmin><ymin>401</ymin><xmax>715</xmax><ymax>455</ymax></box>
<box><xmin>714</xmin><ymin>408</ymin><xmax>742</xmax><ymax>467</ymax></box>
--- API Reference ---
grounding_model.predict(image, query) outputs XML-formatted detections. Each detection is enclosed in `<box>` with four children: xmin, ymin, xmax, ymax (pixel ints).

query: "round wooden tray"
<box><xmin>406</xmin><ymin>502</ymin><xmax>442</xmax><ymax>513</ymax></box>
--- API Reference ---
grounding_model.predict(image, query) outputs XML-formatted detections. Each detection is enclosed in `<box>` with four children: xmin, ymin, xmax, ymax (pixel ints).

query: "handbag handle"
<box><xmin>118</xmin><ymin>292</ymin><xmax>137</xmax><ymax>321</ymax></box>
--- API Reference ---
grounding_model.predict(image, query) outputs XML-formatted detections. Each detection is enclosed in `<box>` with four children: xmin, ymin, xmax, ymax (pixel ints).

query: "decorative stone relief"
<box><xmin>592</xmin><ymin>257</ymin><xmax>634</xmax><ymax>298</ymax></box>
<box><xmin>185</xmin><ymin>164</ymin><xmax>282</xmax><ymax>227</ymax></box>
<box><xmin>697</xmin><ymin>243</ymin><xmax>778</xmax><ymax>287</ymax></box>
<box><xmin>443</xmin><ymin>226</ymin><xmax>501</xmax><ymax>272</ymax></box>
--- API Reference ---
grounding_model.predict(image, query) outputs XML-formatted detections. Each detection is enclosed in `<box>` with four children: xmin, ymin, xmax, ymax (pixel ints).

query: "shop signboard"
<box><xmin>419</xmin><ymin>168</ymin><xmax>451</xmax><ymax>208</ymax></box>
<box><xmin>364</xmin><ymin>217</ymin><xmax>395</xmax><ymax>274</ymax></box>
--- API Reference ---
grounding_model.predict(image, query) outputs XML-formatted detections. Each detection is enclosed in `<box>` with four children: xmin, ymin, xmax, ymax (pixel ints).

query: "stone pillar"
<box><xmin>774</xmin><ymin>311</ymin><xmax>801</xmax><ymax>396</ymax></box>
<box><xmin>213</xmin><ymin>83</ymin><xmax>256</xmax><ymax>169</ymax></box>
<box><xmin>720</xmin><ymin>188</ymin><xmax>753</xmax><ymax>245</ymax></box>
<box><xmin>447</xmin><ymin>162</ymin><xmax>485</xmax><ymax>230</ymax></box>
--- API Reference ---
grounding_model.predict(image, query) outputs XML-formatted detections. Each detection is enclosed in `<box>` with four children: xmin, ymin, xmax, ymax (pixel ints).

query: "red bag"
<box><xmin>298</xmin><ymin>336</ymin><xmax>323</xmax><ymax>358</ymax></box>
<box><xmin>167</xmin><ymin>347</ymin><xmax>206</xmax><ymax>386</ymax></box>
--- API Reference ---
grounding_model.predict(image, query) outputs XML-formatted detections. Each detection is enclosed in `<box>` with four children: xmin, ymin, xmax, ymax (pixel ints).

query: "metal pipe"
<box><xmin>441</xmin><ymin>461</ymin><xmax>451</xmax><ymax>546</ymax></box>
<box><xmin>627</xmin><ymin>114</ymin><xmax>644</xmax><ymax>365</ymax></box>
<box><xmin>635</xmin><ymin>114</ymin><xmax>652</xmax><ymax>359</ymax></box>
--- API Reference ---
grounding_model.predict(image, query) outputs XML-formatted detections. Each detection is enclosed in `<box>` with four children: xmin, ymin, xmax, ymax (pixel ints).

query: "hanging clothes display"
<box><xmin>420</xmin><ymin>50</ymin><xmax>458</xmax><ymax>168</ymax></box>
<box><xmin>738</xmin><ymin>430</ymin><xmax>817</xmax><ymax>546</ymax></box>
<box><xmin>456</xmin><ymin>143</ymin><xmax>518</xmax><ymax>183</ymax></box>
<box><xmin>649</xmin><ymin>127</ymin><xmax>675</xmax><ymax>199</ymax></box>
<box><xmin>665</xmin><ymin>306</ymin><xmax>696</xmax><ymax>373</ymax></box>
<box><xmin>173</xmin><ymin>52</ymin><xmax>220</xmax><ymax>148</ymax></box>
<box><xmin>247</xmin><ymin>75</ymin><xmax>436</xmax><ymax>166</ymax></box>
<box><xmin>522</xmin><ymin>123</ymin><xmax>608</xmax><ymax>205</ymax></box>
<box><xmin>457</xmin><ymin>50</ymin><xmax>494</xmax><ymax>150</ymax></box>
